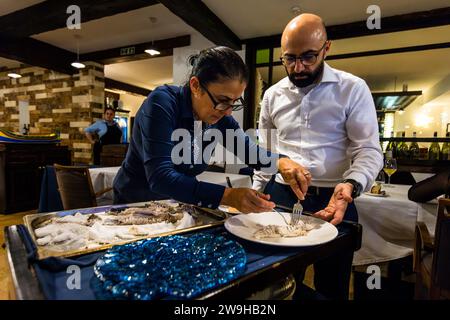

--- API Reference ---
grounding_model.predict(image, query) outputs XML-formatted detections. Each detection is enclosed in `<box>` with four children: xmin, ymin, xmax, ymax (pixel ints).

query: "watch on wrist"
<box><xmin>341</xmin><ymin>179</ymin><xmax>363</xmax><ymax>199</ymax></box>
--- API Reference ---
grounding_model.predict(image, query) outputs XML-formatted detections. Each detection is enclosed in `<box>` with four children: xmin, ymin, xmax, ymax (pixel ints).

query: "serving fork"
<box><xmin>290</xmin><ymin>200</ymin><xmax>303</xmax><ymax>226</ymax></box>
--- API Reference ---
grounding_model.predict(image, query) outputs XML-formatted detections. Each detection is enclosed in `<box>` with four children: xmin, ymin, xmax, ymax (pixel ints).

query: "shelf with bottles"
<box><xmin>383</xmin><ymin>131</ymin><xmax>450</xmax><ymax>161</ymax></box>
<box><xmin>380</xmin><ymin>137</ymin><xmax>450</xmax><ymax>142</ymax></box>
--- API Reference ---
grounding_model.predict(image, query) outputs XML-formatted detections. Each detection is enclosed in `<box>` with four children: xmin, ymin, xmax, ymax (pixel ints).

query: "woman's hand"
<box><xmin>277</xmin><ymin>158</ymin><xmax>312</xmax><ymax>200</ymax></box>
<box><xmin>221</xmin><ymin>188</ymin><xmax>275</xmax><ymax>213</ymax></box>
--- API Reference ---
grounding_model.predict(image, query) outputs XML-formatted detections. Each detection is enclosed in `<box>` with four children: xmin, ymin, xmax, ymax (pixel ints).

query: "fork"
<box><xmin>290</xmin><ymin>200</ymin><xmax>303</xmax><ymax>226</ymax></box>
<box><xmin>272</xmin><ymin>208</ymin><xmax>290</xmax><ymax>226</ymax></box>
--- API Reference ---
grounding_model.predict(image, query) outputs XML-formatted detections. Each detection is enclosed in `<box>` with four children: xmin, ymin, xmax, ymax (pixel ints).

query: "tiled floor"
<box><xmin>0</xmin><ymin>210</ymin><xmax>34</xmax><ymax>300</ymax></box>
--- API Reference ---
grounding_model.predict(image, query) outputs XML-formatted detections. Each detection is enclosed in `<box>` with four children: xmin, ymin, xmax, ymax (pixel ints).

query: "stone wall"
<box><xmin>0</xmin><ymin>62</ymin><xmax>105</xmax><ymax>164</ymax></box>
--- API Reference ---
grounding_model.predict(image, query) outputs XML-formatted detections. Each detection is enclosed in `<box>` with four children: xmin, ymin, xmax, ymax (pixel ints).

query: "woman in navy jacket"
<box><xmin>113</xmin><ymin>46</ymin><xmax>310</xmax><ymax>213</ymax></box>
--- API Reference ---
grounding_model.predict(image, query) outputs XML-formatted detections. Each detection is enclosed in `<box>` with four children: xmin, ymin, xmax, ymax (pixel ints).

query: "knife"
<box><xmin>274</xmin><ymin>203</ymin><xmax>355</xmax><ymax>225</ymax></box>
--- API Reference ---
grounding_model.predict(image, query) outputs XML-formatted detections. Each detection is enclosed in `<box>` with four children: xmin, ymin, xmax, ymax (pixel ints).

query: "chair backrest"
<box><xmin>53</xmin><ymin>163</ymin><xmax>97</xmax><ymax>210</ymax></box>
<box><xmin>432</xmin><ymin>198</ymin><xmax>450</xmax><ymax>295</ymax></box>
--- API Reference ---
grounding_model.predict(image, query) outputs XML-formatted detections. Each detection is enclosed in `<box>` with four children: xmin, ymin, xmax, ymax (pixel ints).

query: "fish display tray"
<box><xmin>24</xmin><ymin>201</ymin><xmax>229</xmax><ymax>260</ymax></box>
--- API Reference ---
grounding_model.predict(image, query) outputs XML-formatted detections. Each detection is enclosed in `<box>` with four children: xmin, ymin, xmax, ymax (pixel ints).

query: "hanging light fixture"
<box><xmin>71</xmin><ymin>34</ymin><xmax>86</xmax><ymax>69</ymax></box>
<box><xmin>145</xmin><ymin>17</ymin><xmax>160</xmax><ymax>56</ymax></box>
<box><xmin>7</xmin><ymin>72</ymin><xmax>22</xmax><ymax>79</ymax></box>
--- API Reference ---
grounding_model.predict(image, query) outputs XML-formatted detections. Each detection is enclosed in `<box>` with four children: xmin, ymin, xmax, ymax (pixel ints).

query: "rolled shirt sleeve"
<box><xmin>342</xmin><ymin>81</ymin><xmax>383</xmax><ymax>191</ymax></box>
<box><xmin>84</xmin><ymin>120</ymin><xmax>106</xmax><ymax>137</ymax></box>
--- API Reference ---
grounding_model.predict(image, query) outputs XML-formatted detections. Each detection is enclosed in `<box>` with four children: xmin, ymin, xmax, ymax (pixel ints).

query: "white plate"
<box><xmin>218</xmin><ymin>205</ymin><xmax>242</xmax><ymax>214</ymax></box>
<box><xmin>364</xmin><ymin>192</ymin><xmax>388</xmax><ymax>197</ymax></box>
<box><xmin>224</xmin><ymin>212</ymin><xmax>338</xmax><ymax>247</ymax></box>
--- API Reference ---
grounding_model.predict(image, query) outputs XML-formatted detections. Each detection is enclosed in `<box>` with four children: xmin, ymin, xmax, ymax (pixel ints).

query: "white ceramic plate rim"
<box><xmin>224</xmin><ymin>212</ymin><xmax>338</xmax><ymax>247</ymax></box>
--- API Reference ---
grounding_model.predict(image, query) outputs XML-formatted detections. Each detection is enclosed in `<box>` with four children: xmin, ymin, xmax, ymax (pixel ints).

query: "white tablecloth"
<box><xmin>353</xmin><ymin>184</ymin><xmax>438</xmax><ymax>266</ymax></box>
<box><xmin>88</xmin><ymin>167</ymin><xmax>252</xmax><ymax>202</ymax></box>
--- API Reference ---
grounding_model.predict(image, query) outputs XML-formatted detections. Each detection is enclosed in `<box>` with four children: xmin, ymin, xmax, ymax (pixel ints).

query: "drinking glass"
<box><xmin>383</xmin><ymin>158</ymin><xmax>397</xmax><ymax>186</ymax></box>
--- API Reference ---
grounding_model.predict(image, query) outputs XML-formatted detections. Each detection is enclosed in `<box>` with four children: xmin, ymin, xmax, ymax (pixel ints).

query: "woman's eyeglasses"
<box><xmin>280</xmin><ymin>41</ymin><xmax>328</xmax><ymax>67</ymax></box>
<box><xmin>201</xmin><ymin>84</ymin><xmax>245</xmax><ymax>111</ymax></box>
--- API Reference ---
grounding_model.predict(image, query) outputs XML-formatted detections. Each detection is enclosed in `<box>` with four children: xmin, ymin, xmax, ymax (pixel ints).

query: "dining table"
<box><xmin>88</xmin><ymin>166</ymin><xmax>253</xmax><ymax>203</ymax></box>
<box><xmin>353</xmin><ymin>183</ymin><xmax>438</xmax><ymax>266</ymax></box>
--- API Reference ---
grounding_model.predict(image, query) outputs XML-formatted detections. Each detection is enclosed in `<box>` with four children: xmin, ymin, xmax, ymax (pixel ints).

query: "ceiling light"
<box><xmin>145</xmin><ymin>49</ymin><xmax>161</xmax><ymax>56</ymax></box>
<box><xmin>8</xmin><ymin>73</ymin><xmax>22</xmax><ymax>79</ymax></box>
<box><xmin>71</xmin><ymin>34</ymin><xmax>85</xmax><ymax>69</ymax></box>
<box><xmin>145</xmin><ymin>17</ymin><xmax>160</xmax><ymax>56</ymax></box>
<box><xmin>71</xmin><ymin>62</ymin><xmax>85</xmax><ymax>69</ymax></box>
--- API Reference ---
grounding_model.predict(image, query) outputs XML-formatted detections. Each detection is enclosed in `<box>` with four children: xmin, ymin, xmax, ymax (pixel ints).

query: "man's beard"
<box><xmin>288</xmin><ymin>60</ymin><xmax>324</xmax><ymax>88</ymax></box>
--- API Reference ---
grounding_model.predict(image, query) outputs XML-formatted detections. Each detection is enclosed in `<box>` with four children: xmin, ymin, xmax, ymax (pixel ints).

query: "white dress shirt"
<box><xmin>253</xmin><ymin>63</ymin><xmax>383</xmax><ymax>192</ymax></box>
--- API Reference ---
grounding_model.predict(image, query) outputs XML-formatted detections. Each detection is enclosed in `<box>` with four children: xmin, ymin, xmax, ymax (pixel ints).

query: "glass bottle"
<box><xmin>386</xmin><ymin>131</ymin><xmax>397</xmax><ymax>158</ymax></box>
<box><xmin>409</xmin><ymin>132</ymin><xmax>420</xmax><ymax>160</ymax></box>
<box><xmin>441</xmin><ymin>132</ymin><xmax>450</xmax><ymax>160</ymax></box>
<box><xmin>428</xmin><ymin>132</ymin><xmax>441</xmax><ymax>161</ymax></box>
<box><xmin>397</xmin><ymin>132</ymin><xmax>409</xmax><ymax>160</ymax></box>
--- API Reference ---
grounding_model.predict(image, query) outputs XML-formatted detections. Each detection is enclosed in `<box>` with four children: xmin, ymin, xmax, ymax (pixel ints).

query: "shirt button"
<box><xmin>197</xmin><ymin>201</ymin><xmax>202</xmax><ymax>206</ymax></box>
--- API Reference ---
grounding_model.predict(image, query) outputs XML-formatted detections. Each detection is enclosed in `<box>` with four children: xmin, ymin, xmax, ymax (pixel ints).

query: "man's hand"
<box><xmin>277</xmin><ymin>158</ymin><xmax>312</xmax><ymax>200</ymax></box>
<box><xmin>313</xmin><ymin>182</ymin><xmax>353</xmax><ymax>225</ymax></box>
<box><xmin>221</xmin><ymin>188</ymin><xmax>275</xmax><ymax>213</ymax></box>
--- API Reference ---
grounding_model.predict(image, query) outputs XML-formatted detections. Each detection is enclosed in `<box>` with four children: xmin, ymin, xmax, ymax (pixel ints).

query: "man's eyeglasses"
<box><xmin>280</xmin><ymin>41</ymin><xmax>328</xmax><ymax>67</ymax></box>
<box><xmin>201</xmin><ymin>84</ymin><xmax>245</xmax><ymax>111</ymax></box>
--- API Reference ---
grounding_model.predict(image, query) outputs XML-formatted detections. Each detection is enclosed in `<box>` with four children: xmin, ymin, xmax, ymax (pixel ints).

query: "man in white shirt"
<box><xmin>253</xmin><ymin>14</ymin><xmax>383</xmax><ymax>299</ymax></box>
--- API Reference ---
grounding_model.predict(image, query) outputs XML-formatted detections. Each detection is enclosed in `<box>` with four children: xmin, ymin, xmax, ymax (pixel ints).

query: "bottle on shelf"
<box><xmin>397</xmin><ymin>132</ymin><xmax>409</xmax><ymax>160</ymax></box>
<box><xmin>441</xmin><ymin>132</ymin><xmax>450</xmax><ymax>160</ymax></box>
<box><xmin>428</xmin><ymin>132</ymin><xmax>441</xmax><ymax>161</ymax></box>
<box><xmin>409</xmin><ymin>131</ymin><xmax>420</xmax><ymax>160</ymax></box>
<box><xmin>385</xmin><ymin>131</ymin><xmax>397</xmax><ymax>158</ymax></box>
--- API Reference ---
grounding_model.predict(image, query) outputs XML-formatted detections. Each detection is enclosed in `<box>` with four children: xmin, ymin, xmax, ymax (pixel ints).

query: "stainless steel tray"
<box><xmin>24</xmin><ymin>201</ymin><xmax>229</xmax><ymax>260</ymax></box>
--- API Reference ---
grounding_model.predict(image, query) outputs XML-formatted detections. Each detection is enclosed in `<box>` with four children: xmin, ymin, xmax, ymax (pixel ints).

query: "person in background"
<box><xmin>408</xmin><ymin>170</ymin><xmax>450</xmax><ymax>203</ymax></box>
<box><xmin>253</xmin><ymin>14</ymin><xmax>383</xmax><ymax>299</ymax></box>
<box><xmin>113</xmin><ymin>46</ymin><xmax>309</xmax><ymax>213</ymax></box>
<box><xmin>85</xmin><ymin>107</ymin><xmax>123</xmax><ymax>165</ymax></box>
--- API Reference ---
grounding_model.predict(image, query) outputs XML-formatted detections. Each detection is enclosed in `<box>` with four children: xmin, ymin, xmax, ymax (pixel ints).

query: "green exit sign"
<box><xmin>120</xmin><ymin>47</ymin><xmax>135</xmax><ymax>56</ymax></box>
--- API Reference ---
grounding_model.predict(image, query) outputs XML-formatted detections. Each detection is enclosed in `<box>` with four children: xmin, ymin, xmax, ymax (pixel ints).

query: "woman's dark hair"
<box><xmin>186</xmin><ymin>46</ymin><xmax>249</xmax><ymax>86</ymax></box>
<box><xmin>104</xmin><ymin>107</ymin><xmax>115</xmax><ymax>114</ymax></box>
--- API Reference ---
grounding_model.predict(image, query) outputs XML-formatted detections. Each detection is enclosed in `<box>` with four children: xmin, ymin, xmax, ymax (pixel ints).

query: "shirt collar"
<box><xmin>321</xmin><ymin>62</ymin><xmax>340</xmax><ymax>83</ymax></box>
<box><xmin>280</xmin><ymin>62</ymin><xmax>339</xmax><ymax>89</ymax></box>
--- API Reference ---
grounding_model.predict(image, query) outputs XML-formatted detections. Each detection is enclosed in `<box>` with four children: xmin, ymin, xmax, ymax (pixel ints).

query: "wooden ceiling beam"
<box><xmin>158</xmin><ymin>0</ymin><xmax>241</xmax><ymax>50</ymax></box>
<box><xmin>105</xmin><ymin>78</ymin><xmax>152</xmax><ymax>97</ymax></box>
<box><xmin>243</xmin><ymin>7</ymin><xmax>450</xmax><ymax>47</ymax></box>
<box><xmin>81</xmin><ymin>35</ymin><xmax>190</xmax><ymax>64</ymax></box>
<box><xmin>0</xmin><ymin>36</ymin><xmax>75</xmax><ymax>74</ymax></box>
<box><xmin>0</xmin><ymin>0</ymin><xmax>158</xmax><ymax>38</ymax></box>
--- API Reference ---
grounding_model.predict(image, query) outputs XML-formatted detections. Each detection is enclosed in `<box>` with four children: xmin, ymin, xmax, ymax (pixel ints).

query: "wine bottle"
<box><xmin>386</xmin><ymin>131</ymin><xmax>397</xmax><ymax>158</ymax></box>
<box><xmin>428</xmin><ymin>132</ymin><xmax>441</xmax><ymax>161</ymax></box>
<box><xmin>397</xmin><ymin>132</ymin><xmax>409</xmax><ymax>159</ymax></box>
<box><xmin>441</xmin><ymin>132</ymin><xmax>450</xmax><ymax>160</ymax></box>
<box><xmin>409</xmin><ymin>132</ymin><xmax>420</xmax><ymax>160</ymax></box>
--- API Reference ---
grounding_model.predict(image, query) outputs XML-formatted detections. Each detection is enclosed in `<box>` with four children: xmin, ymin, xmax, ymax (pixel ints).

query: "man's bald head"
<box><xmin>281</xmin><ymin>14</ymin><xmax>327</xmax><ymax>52</ymax></box>
<box><xmin>280</xmin><ymin>14</ymin><xmax>329</xmax><ymax>88</ymax></box>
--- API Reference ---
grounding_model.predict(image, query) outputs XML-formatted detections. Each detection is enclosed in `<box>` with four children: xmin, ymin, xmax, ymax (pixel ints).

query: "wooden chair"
<box><xmin>414</xmin><ymin>198</ymin><xmax>450</xmax><ymax>299</ymax></box>
<box><xmin>53</xmin><ymin>164</ymin><xmax>113</xmax><ymax>210</ymax></box>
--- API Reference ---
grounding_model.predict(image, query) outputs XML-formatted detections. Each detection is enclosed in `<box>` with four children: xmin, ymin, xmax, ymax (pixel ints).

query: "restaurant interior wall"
<box><xmin>248</xmin><ymin>29</ymin><xmax>450</xmax><ymax>147</ymax></box>
<box><xmin>173</xmin><ymin>31</ymin><xmax>248</xmax><ymax>172</ymax></box>
<box><xmin>0</xmin><ymin>62</ymin><xmax>105</xmax><ymax>164</ymax></box>
<box><xmin>117</xmin><ymin>92</ymin><xmax>146</xmax><ymax>141</ymax></box>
